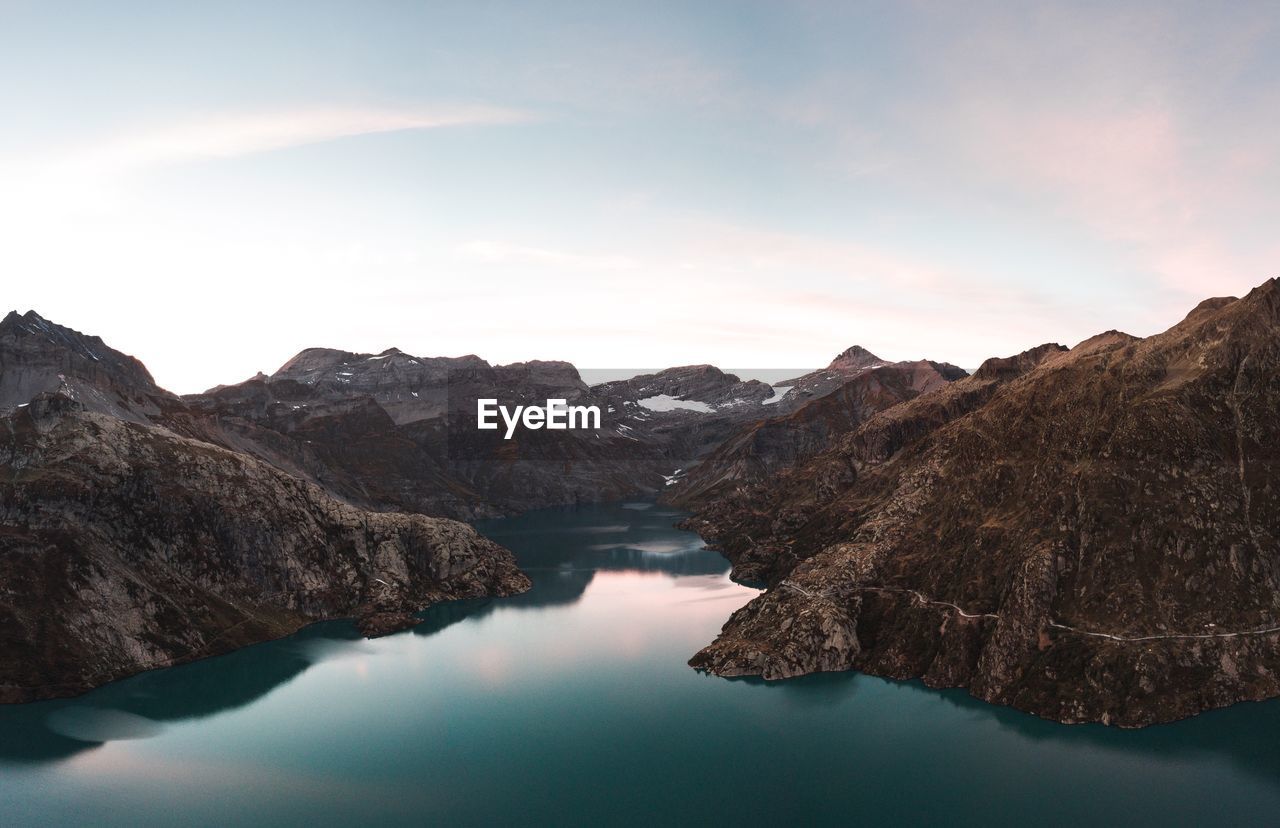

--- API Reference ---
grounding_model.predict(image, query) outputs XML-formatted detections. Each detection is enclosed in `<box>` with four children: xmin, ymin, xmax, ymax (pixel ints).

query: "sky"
<box><xmin>3</xmin><ymin>0</ymin><xmax>1279</xmax><ymax>393</ymax></box>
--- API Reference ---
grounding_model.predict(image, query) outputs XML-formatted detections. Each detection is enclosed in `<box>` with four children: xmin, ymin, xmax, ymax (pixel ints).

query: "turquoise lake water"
<box><xmin>2</xmin><ymin>502</ymin><xmax>1279</xmax><ymax>826</ymax></box>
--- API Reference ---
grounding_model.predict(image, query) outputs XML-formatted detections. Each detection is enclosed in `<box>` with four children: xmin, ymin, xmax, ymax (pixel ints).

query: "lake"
<box><xmin>2</xmin><ymin>502</ymin><xmax>1278</xmax><ymax>825</ymax></box>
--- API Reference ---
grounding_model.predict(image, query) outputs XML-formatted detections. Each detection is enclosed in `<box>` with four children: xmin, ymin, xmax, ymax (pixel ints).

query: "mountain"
<box><xmin>0</xmin><ymin>315</ymin><xmax>531</xmax><ymax>703</ymax></box>
<box><xmin>590</xmin><ymin>365</ymin><xmax>784</xmax><ymax>475</ymax></box>
<box><xmin>765</xmin><ymin>345</ymin><xmax>967</xmax><ymax>411</ymax></box>
<box><xmin>266</xmin><ymin>347</ymin><xmax>579</xmax><ymax>426</ymax></box>
<box><xmin>665</xmin><ymin>358</ymin><xmax>966</xmax><ymax>508</ymax></box>
<box><xmin>180</xmin><ymin>350</ymin><xmax>633</xmax><ymax>518</ymax></box>
<box><xmin>0</xmin><ymin>310</ymin><xmax>171</xmax><ymax>423</ymax></box>
<box><xmin>185</xmin><ymin>356</ymin><xmax>837</xmax><ymax>518</ymax></box>
<box><xmin>684</xmin><ymin>279</ymin><xmax>1280</xmax><ymax>726</ymax></box>
<box><xmin>184</xmin><ymin>350</ymin><xmax>693</xmax><ymax>518</ymax></box>
<box><xmin>592</xmin><ymin>364</ymin><xmax>774</xmax><ymax>411</ymax></box>
<box><xmin>0</xmin><ymin>393</ymin><xmax>529</xmax><ymax>703</ymax></box>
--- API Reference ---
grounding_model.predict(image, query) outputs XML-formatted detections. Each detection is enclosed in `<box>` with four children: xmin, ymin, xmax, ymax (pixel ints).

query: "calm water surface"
<box><xmin>2</xmin><ymin>502</ymin><xmax>1279</xmax><ymax>826</ymax></box>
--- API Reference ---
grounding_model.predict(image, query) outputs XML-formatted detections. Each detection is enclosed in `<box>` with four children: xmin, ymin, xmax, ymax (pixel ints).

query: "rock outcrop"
<box><xmin>0</xmin><ymin>396</ymin><xmax>529</xmax><ymax>703</ymax></box>
<box><xmin>687</xmin><ymin>279</ymin><xmax>1280</xmax><ymax>726</ymax></box>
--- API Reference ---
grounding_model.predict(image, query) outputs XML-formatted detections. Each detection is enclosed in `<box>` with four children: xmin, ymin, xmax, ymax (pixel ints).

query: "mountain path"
<box><xmin>777</xmin><ymin>581</ymin><xmax>1280</xmax><ymax>642</ymax></box>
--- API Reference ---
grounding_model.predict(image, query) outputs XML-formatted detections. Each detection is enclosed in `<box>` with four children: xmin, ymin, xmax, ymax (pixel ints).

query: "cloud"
<box><xmin>761</xmin><ymin>3</ymin><xmax>1280</xmax><ymax>303</ymax></box>
<box><xmin>0</xmin><ymin>103</ymin><xmax>531</xmax><ymax>239</ymax></box>
<box><xmin>912</xmin><ymin>5</ymin><xmax>1280</xmax><ymax>300</ymax></box>
<box><xmin>21</xmin><ymin>104</ymin><xmax>528</xmax><ymax>181</ymax></box>
<box><xmin>0</xmin><ymin>105</ymin><xmax>527</xmax><ymax>214</ymax></box>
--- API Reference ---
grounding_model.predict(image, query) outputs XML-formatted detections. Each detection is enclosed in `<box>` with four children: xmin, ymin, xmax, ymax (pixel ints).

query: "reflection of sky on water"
<box><xmin>2</xmin><ymin>502</ymin><xmax>1280</xmax><ymax>825</ymax></box>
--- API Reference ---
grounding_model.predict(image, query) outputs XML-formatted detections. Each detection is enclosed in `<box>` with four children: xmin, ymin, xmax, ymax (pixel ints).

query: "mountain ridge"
<box><xmin>681</xmin><ymin>277</ymin><xmax>1280</xmax><ymax>726</ymax></box>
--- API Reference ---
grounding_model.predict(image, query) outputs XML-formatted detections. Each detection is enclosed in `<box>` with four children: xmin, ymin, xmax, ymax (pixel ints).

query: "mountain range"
<box><xmin>4</xmin><ymin>279</ymin><xmax>1280</xmax><ymax>726</ymax></box>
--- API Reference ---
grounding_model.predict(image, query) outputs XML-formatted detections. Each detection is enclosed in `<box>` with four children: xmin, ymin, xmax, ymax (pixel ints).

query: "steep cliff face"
<box><xmin>688</xmin><ymin>280</ymin><xmax>1280</xmax><ymax>726</ymax></box>
<box><xmin>0</xmin><ymin>395</ymin><xmax>529</xmax><ymax>703</ymax></box>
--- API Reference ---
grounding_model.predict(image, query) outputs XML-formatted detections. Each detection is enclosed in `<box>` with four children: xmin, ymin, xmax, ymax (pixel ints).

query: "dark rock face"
<box><xmin>0</xmin><ymin>314</ymin><xmax>531</xmax><ymax>703</ymax></box>
<box><xmin>687</xmin><ymin>279</ymin><xmax>1280</xmax><ymax>726</ymax></box>
<box><xmin>357</xmin><ymin>611</ymin><xmax>424</xmax><ymax>637</ymax></box>
<box><xmin>0</xmin><ymin>398</ymin><xmax>529</xmax><ymax>703</ymax></box>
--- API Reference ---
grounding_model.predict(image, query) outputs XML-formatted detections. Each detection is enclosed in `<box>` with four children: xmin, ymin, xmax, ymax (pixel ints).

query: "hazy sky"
<box><xmin>3</xmin><ymin>1</ymin><xmax>1278</xmax><ymax>393</ymax></box>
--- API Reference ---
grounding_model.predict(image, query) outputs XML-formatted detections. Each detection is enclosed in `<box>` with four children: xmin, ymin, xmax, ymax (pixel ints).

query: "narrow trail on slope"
<box><xmin>777</xmin><ymin>582</ymin><xmax>1280</xmax><ymax>642</ymax></box>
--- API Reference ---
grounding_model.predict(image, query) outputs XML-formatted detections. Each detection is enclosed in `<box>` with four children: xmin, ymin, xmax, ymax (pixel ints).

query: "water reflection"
<box><xmin>0</xmin><ymin>502</ymin><xmax>721</xmax><ymax>766</ymax></box>
<box><xmin>469</xmin><ymin>502</ymin><xmax>730</xmax><ymax>611</ymax></box>
<box><xmin>3</xmin><ymin>501</ymin><xmax>1280</xmax><ymax>825</ymax></box>
<box><xmin>729</xmin><ymin>668</ymin><xmax>1280</xmax><ymax>790</ymax></box>
<box><xmin>0</xmin><ymin>621</ymin><xmax>366</xmax><ymax>764</ymax></box>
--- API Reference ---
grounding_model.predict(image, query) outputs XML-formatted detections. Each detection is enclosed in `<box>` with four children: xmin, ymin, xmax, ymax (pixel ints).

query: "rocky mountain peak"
<box><xmin>495</xmin><ymin>360</ymin><xmax>588</xmax><ymax>389</ymax></box>
<box><xmin>826</xmin><ymin>345</ymin><xmax>883</xmax><ymax>371</ymax></box>
<box><xmin>272</xmin><ymin>347</ymin><xmax>361</xmax><ymax>380</ymax></box>
<box><xmin>1239</xmin><ymin>275</ymin><xmax>1280</xmax><ymax>319</ymax></box>
<box><xmin>0</xmin><ymin>309</ymin><xmax>165</xmax><ymax>420</ymax></box>
<box><xmin>926</xmin><ymin>361</ymin><xmax>970</xmax><ymax>381</ymax></box>
<box><xmin>1</xmin><ymin>310</ymin><xmax>156</xmax><ymax>382</ymax></box>
<box><xmin>1186</xmin><ymin>296</ymin><xmax>1238</xmax><ymax>318</ymax></box>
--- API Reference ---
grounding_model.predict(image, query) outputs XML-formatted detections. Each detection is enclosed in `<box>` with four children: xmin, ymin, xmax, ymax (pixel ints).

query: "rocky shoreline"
<box><xmin>0</xmin><ymin>397</ymin><xmax>529</xmax><ymax>704</ymax></box>
<box><xmin>681</xmin><ymin>280</ymin><xmax>1280</xmax><ymax>727</ymax></box>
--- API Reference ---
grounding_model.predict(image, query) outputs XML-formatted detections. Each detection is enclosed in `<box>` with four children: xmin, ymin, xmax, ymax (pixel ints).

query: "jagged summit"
<box><xmin>1239</xmin><ymin>274</ymin><xmax>1280</xmax><ymax>316</ymax></box>
<box><xmin>1</xmin><ymin>310</ymin><xmax>157</xmax><ymax>384</ymax></box>
<box><xmin>0</xmin><ymin>309</ymin><xmax>166</xmax><ymax>421</ymax></box>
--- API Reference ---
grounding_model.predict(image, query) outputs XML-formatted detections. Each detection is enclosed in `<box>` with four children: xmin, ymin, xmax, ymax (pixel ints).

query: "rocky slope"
<box><xmin>686</xmin><ymin>279</ymin><xmax>1280</xmax><ymax>726</ymax></box>
<box><xmin>0</xmin><ymin>393</ymin><xmax>529</xmax><ymax>703</ymax></box>
<box><xmin>665</xmin><ymin>357</ymin><xmax>965</xmax><ymax>509</ymax></box>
